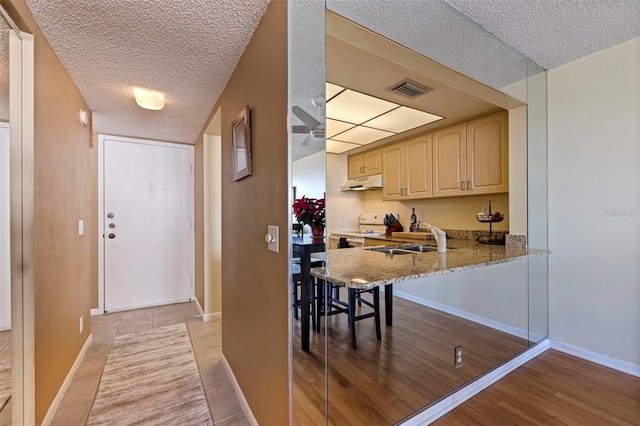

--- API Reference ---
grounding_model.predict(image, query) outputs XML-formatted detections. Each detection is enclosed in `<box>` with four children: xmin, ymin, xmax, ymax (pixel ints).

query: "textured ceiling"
<box><xmin>24</xmin><ymin>0</ymin><xmax>270</xmax><ymax>144</ymax></box>
<box><xmin>445</xmin><ymin>0</ymin><xmax>640</xmax><ymax>70</ymax></box>
<box><xmin>18</xmin><ymin>0</ymin><xmax>640</xmax><ymax>153</ymax></box>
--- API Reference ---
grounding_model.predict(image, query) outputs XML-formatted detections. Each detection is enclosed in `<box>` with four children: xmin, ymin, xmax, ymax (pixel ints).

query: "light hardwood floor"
<box><xmin>293</xmin><ymin>294</ymin><xmax>640</xmax><ymax>425</ymax></box>
<box><xmin>47</xmin><ymin>302</ymin><xmax>249</xmax><ymax>426</ymax></box>
<box><xmin>434</xmin><ymin>349</ymin><xmax>640</xmax><ymax>425</ymax></box>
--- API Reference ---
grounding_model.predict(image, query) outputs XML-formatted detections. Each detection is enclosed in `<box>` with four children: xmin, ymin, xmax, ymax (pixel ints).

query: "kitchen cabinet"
<box><xmin>433</xmin><ymin>111</ymin><xmax>508</xmax><ymax>197</ymax></box>
<box><xmin>382</xmin><ymin>135</ymin><xmax>432</xmax><ymax>200</ymax></box>
<box><xmin>348</xmin><ymin>148</ymin><xmax>382</xmax><ymax>178</ymax></box>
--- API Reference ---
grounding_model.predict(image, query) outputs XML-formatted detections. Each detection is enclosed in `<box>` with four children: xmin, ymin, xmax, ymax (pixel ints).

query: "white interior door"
<box><xmin>102</xmin><ymin>137</ymin><xmax>194</xmax><ymax>312</ymax></box>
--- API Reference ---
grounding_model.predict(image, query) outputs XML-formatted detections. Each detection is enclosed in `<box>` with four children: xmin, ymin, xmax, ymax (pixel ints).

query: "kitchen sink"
<box><xmin>398</xmin><ymin>244</ymin><xmax>438</xmax><ymax>252</ymax></box>
<box><xmin>364</xmin><ymin>244</ymin><xmax>443</xmax><ymax>255</ymax></box>
<box><xmin>364</xmin><ymin>246</ymin><xmax>414</xmax><ymax>255</ymax></box>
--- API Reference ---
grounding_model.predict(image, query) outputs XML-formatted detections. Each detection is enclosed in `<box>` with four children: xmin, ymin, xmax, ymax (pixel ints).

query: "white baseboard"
<box><xmin>393</xmin><ymin>290</ymin><xmax>531</xmax><ymax>340</ymax></box>
<box><xmin>202</xmin><ymin>312</ymin><xmax>221</xmax><ymax>322</ymax></box>
<box><xmin>401</xmin><ymin>340</ymin><xmax>550</xmax><ymax>425</ymax></box>
<box><xmin>41</xmin><ymin>333</ymin><xmax>94</xmax><ymax>426</ymax></box>
<box><xmin>105</xmin><ymin>298</ymin><xmax>191</xmax><ymax>313</ymax></box>
<box><xmin>221</xmin><ymin>353</ymin><xmax>258</xmax><ymax>426</ymax></box>
<box><xmin>90</xmin><ymin>308</ymin><xmax>102</xmax><ymax>316</ymax></box>
<box><xmin>550</xmin><ymin>339</ymin><xmax>640</xmax><ymax>377</ymax></box>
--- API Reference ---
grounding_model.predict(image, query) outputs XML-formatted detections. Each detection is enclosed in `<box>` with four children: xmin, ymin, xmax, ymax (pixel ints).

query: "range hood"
<box><xmin>340</xmin><ymin>174</ymin><xmax>383</xmax><ymax>191</ymax></box>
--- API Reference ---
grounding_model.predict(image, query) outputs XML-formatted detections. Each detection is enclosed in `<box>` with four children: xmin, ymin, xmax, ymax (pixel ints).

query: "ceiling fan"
<box><xmin>292</xmin><ymin>102</ymin><xmax>325</xmax><ymax>146</ymax></box>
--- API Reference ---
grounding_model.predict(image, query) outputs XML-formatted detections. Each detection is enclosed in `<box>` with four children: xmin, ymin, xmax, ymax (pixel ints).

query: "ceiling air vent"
<box><xmin>388</xmin><ymin>79</ymin><xmax>432</xmax><ymax>99</ymax></box>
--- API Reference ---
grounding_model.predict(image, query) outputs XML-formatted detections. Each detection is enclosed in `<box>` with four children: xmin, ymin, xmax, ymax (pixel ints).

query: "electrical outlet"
<box><xmin>454</xmin><ymin>345</ymin><xmax>463</xmax><ymax>368</ymax></box>
<box><xmin>80</xmin><ymin>315</ymin><xmax>84</xmax><ymax>333</ymax></box>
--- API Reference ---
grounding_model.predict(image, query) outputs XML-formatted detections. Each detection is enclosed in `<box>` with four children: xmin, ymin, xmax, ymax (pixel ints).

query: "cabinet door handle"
<box><xmin>467</xmin><ymin>180</ymin><xmax>472</xmax><ymax>190</ymax></box>
<box><xmin>400</xmin><ymin>188</ymin><xmax>404</xmax><ymax>196</ymax></box>
<box><xmin>460</xmin><ymin>182</ymin><xmax>465</xmax><ymax>190</ymax></box>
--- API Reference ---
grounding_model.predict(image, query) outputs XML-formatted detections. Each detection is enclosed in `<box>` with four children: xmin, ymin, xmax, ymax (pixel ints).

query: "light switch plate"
<box><xmin>78</xmin><ymin>220</ymin><xmax>84</xmax><ymax>236</ymax></box>
<box><xmin>267</xmin><ymin>225</ymin><xmax>279</xmax><ymax>253</ymax></box>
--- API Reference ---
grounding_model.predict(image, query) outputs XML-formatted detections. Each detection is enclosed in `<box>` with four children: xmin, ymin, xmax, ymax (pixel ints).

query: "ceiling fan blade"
<box><xmin>301</xmin><ymin>133</ymin><xmax>315</xmax><ymax>146</ymax></box>
<box><xmin>292</xmin><ymin>105</ymin><xmax>321</xmax><ymax>130</ymax></box>
<box><xmin>292</xmin><ymin>125</ymin><xmax>310</xmax><ymax>134</ymax></box>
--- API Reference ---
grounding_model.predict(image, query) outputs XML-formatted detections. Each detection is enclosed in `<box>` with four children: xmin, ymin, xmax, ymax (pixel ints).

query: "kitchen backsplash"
<box><xmin>362</xmin><ymin>191</ymin><xmax>510</xmax><ymax>231</ymax></box>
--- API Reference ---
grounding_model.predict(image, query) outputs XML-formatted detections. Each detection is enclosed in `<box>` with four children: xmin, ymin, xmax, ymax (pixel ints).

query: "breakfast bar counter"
<box><xmin>311</xmin><ymin>240</ymin><xmax>546</xmax><ymax>290</ymax></box>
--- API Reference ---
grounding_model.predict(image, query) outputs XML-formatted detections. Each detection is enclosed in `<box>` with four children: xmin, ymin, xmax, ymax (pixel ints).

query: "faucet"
<box><xmin>423</xmin><ymin>223</ymin><xmax>447</xmax><ymax>253</ymax></box>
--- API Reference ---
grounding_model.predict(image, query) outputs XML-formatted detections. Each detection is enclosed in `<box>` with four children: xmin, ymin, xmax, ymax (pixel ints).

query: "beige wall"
<box><xmin>548</xmin><ymin>36</ymin><xmax>640</xmax><ymax>365</ymax></box>
<box><xmin>194</xmin><ymin>2</ymin><xmax>288</xmax><ymax>423</ymax></box>
<box><xmin>5</xmin><ymin>1</ymin><xmax>92</xmax><ymax>423</ymax></box>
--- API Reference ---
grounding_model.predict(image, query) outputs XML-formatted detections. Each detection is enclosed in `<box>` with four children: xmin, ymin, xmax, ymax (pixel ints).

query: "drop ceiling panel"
<box><xmin>326</xmin><ymin>139</ymin><xmax>360</xmax><ymax>154</ymax></box>
<box><xmin>326</xmin><ymin>35</ymin><xmax>502</xmax><ymax>136</ymax></box>
<box><xmin>326</xmin><ymin>82</ymin><xmax>345</xmax><ymax>100</ymax></box>
<box><xmin>327</xmin><ymin>89</ymin><xmax>397</xmax><ymax>123</ymax></box>
<box><xmin>364</xmin><ymin>106</ymin><xmax>443</xmax><ymax>133</ymax></box>
<box><xmin>326</xmin><ymin>118</ymin><xmax>355</xmax><ymax>138</ymax></box>
<box><xmin>332</xmin><ymin>126</ymin><xmax>394</xmax><ymax>145</ymax></box>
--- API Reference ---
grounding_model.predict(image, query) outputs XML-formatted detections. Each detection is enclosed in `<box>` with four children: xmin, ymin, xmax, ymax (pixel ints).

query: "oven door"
<box><xmin>330</xmin><ymin>234</ymin><xmax>365</xmax><ymax>249</ymax></box>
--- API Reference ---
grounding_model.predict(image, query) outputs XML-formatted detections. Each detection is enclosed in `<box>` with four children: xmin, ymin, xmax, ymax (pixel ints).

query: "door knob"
<box><xmin>108</xmin><ymin>223</ymin><xmax>116</xmax><ymax>229</ymax></box>
<box><xmin>108</xmin><ymin>233</ymin><xmax>116</xmax><ymax>239</ymax></box>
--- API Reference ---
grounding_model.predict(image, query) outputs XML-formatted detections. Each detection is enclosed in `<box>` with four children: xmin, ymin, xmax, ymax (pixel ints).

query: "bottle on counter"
<box><xmin>410</xmin><ymin>207</ymin><xmax>418</xmax><ymax>232</ymax></box>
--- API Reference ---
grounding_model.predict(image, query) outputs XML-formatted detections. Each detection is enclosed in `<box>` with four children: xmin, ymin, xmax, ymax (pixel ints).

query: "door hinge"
<box><xmin>188</xmin><ymin>163</ymin><xmax>193</xmax><ymax>174</ymax></box>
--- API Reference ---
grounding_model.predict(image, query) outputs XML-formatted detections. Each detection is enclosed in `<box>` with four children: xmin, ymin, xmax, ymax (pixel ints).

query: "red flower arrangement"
<box><xmin>292</xmin><ymin>196</ymin><xmax>325</xmax><ymax>235</ymax></box>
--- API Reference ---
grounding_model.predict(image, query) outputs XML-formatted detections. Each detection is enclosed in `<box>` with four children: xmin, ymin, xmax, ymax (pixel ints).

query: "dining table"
<box><xmin>292</xmin><ymin>235</ymin><xmax>325</xmax><ymax>352</ymax></box>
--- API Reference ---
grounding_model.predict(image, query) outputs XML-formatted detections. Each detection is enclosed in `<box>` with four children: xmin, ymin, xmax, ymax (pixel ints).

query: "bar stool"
<box><xmin>291</xmin><ymin>256</ymin><xmax>325</xmax><ymax>325</ymax></box>
<box><xmin>315</xmin><ymin>274</ymin><xmax>381</xmax><ymax>349</ymax></box>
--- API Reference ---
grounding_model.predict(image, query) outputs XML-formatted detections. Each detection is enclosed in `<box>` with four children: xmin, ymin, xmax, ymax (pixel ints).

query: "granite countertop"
<box><xmin>311</xmin><ymin>240</ymin><xmax>546</xmax><ymax>290</ymax></box>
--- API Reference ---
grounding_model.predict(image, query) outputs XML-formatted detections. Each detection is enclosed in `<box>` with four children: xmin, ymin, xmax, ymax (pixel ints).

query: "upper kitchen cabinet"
<box><xmin>382</xmin><ymin>135</ymin><xmax>432</xmax><ymax>200</ymax></box>
<box><xmin>466</xmin><ymin>111</ymin><xmax>508</xmax><ymax>195</ymax></box>
<box><xmin>347</xmin><ymin>148</ymin><xmax>382</xmax><ymax>179</ymax></box>
<box><xmin>432</xmin><ymin>123</ymin><xmax>466</xmax><ymax>197</ymax></box>
<box><xmin>433</xmin><ymin>111</ymin><xmax>508</xmax><ymax>197</ymax></box>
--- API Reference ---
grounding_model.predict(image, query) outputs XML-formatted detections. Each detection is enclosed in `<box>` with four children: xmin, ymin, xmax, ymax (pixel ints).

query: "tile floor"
<box><xmin>0</xmin><ymin>330</ymin><xmax>11</xmax><ymax>426</ymax></box>
<box><xmin>47</xmin><ymin>302</ymin><xmax>248</xmax><ymax>425</ymax></box>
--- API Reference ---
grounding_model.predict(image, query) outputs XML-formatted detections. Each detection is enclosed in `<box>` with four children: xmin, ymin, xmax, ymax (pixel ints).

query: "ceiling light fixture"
<box><xmin>133</xmin><ymin>88</ymin><xmax>165</xmax><ymax>110</ymax></box>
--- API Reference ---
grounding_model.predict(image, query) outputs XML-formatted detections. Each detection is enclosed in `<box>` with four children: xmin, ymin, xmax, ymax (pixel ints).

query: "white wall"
<box><xmin>293</xmin><ymin>151</ymin><xmax>364</xmax><ymax>235</ymax></box>
<box><xmin>292</xmin><ymin>150</ymin><xmax>325</xmax><ymax>199</ymax></box>
<box><xmin>325</xmin><ymin>153</ymin><xmax>362</xmax><ymax>234</ymax></box>
<box><xmin>0</xmin><ymin>123</ymin><xmax>10</xmax><ymax>330</ymax></box>
<box><xmin>395</xmin><ymin>258</ymin><xmax>530</xmax><ymax>338</ymax></box>
<box><xmin>548</xmin><ymin>37</ymin><xmax>640</xmax><ymax>365</ymax></box>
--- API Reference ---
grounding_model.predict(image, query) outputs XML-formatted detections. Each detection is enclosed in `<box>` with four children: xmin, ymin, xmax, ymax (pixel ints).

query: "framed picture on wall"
<box><xmin>232</xmin><ymin>105</ymin><xmax>252</xmax><ymax>181</ymax></box>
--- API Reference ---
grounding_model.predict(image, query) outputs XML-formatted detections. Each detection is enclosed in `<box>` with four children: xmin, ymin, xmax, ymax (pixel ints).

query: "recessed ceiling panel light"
<box><xmin>326</xmin><ymin>82</ymin><xmax>345</xmax><ymax>101</ymax></box>
<box><xmin>134</xmin><ymin>88</ymin><xmax>165</xmax><ymax>110</ymax></box>
<box><xmin>327</xmin><ymin>89</ymin><xmax>397</xmax><ymax>124</ymax></box>
<box><xmin>332</xmin><ymin>126</ymin><xmax>394</xmax><ymax>145</ymax></box>
<box><xmin>326</xmin><ymin>118</ymin><xmax>355</xmax><ymax>138</ymax></box>
<box><xmin>364</xmin><ymin>106</ymin><xmax>444</xmax><ymax>133</ymax></box>
<box><xmin>326</xmin><ymin>139</ymin><xmax>361</xmax><ymax>154</ymax></box>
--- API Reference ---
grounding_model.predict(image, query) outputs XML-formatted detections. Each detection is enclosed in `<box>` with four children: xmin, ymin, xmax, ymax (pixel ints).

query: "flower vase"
<box><xmin>310</xmin><ymin>225</ymin><xmax>325</xmax><ymax>240</ymax></box>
